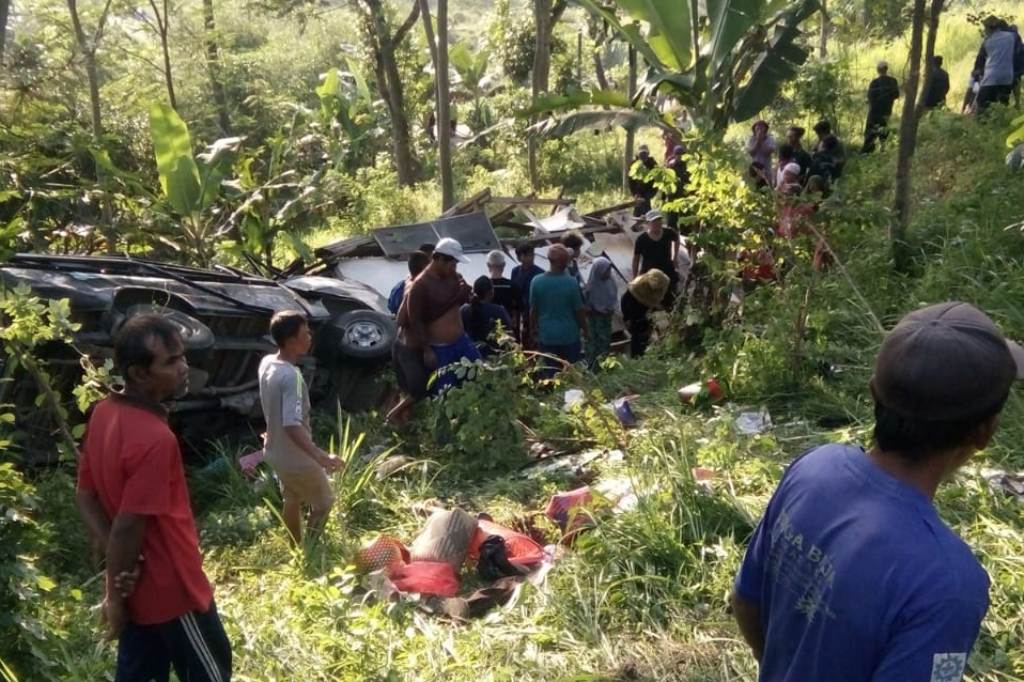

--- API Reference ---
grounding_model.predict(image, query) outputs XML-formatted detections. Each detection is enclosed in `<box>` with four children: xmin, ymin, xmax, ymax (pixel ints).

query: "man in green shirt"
<box><xmin>530</xmin><ymin>244</ymin><xmax>587</xmax><ymax>374</ymax></box>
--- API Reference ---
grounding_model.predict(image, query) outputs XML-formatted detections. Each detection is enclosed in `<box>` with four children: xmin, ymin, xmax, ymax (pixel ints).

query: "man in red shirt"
<box><xmin>76</xmin><ymin>314</ymin><xmax>232</xmax><ymax>682</ymax></box>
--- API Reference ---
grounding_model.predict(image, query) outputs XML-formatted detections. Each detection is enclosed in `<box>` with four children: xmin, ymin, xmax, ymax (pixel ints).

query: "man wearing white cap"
<box><xmin>394</xmin><ymin>238</ymin><xmax>478</xmax><ymax>403</ymax></box>
<box><xmin>632</xmin><ymin>209</ymin><xmax>680</xmax><ymax>307</ymax></box>
<box><xmin>861</xmin><ymin>60</ymin><xmax>900</xmax><ymax>153</ymax></box>
<box><xmin>485</xmin><ymin>249</ymin><xmax>521</xmax><ymax>340</ymax></box>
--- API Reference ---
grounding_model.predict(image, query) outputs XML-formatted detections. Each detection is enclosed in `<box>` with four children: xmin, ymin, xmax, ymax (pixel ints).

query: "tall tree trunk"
<box><xmin>819</xmin><ymin>0</ymin><xmax>829</xmax><ymax>58</ymax></box>
<box><xmin>67</xmin><ymin>0</ymin><xmax>115</xmax><ymax>253</ymax></box>
<box><xmin>593</xmin><ymin>49</ymin><xmax>609</xmax><ymax>90</ymax></box>
<box><xmin>202</xmin><ymin>0</ymin><xmax>231</xmax><ymax>133</ymax></box>
<box><xmin>419</xmin><ymin>0</ymin><xmax>453</xmax><ymax>209</ymax></box>
<box><xmin>622</xmin><ymin>45</ymin><xmax>636</xmax><ymax>194</ymax></box>
<box><xmin>150</xmin><ymin>0</ymin><xmax>177</xmax><ymax>109</ymax></box>
<box><xmin>915</xmin><ymin>0</ymin><xmax>944</xmax><ymax>116</ymax></box>
<box><xmin>0</xmin><ymin>0</ymin><xmax>10</xmax><ymax>63</ymax></box>
<box><xmin>891</xmin><ymin>0</ymin><xmax>927</xmax><ymax>271</ymax></box>
<box><xmin>364</xmin><ymin>0</ymin><xmax>417</xmax><ymax>186</ymax></box>
<box><xmin>435</xmin><ymin>0</ymin><xmax>453</xmax><ymax>209</ymax></box>
<box><xmin>528</xmin><ymin>0</ymin><xmax>552</xmax><ymax>191</ymax></box>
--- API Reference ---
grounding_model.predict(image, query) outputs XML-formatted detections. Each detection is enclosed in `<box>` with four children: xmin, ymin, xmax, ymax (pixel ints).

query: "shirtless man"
<box><xmin>387</xmin><ymin>238</ymin><xmax>479</xmax><ymax>424</ymax></box>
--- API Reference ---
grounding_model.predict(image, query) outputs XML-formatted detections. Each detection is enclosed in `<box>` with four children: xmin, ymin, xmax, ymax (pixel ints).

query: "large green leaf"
<box><xmin>316</xmin><ymin>68</ymin><xmax>342</xmax><ymax>121</ymax></box>
<box><xmin>731</xmin><ymin>0</ymin><xmax>819</xmax><ymax>122</ymax></box>
<box><xmin>529</xmin><ymin>107</ymin><xmax>672</xmax><ymax>139</ymax></box>
<box><xmin>576</xmin><ymin>0</ymin><xmax>671</xmax><ymax>72</ymax></box>
<box><xmin>149</xmin><ymin>103</ymin><xmax>202</xmax><ymax>217</ymax></box>
<box><xmin>518</xmin><ymin>88</ymin><xmax>632</xmax><ymax>117</ymax></box>
<box><xmin>707</xmin><ymin>0</ymin><xmax>762</xmax><ymax>74</ymax></box>
<box><xmin>615</xmin><ymin>0</ymin><xmax>693</xmax><ymax>72</ymax></box>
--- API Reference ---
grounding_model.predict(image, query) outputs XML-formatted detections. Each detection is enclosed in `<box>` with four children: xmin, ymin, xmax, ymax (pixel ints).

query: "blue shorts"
<box><xmin>539</xmin><ymin>340</ymin><xmax>582</xmax><ymax>377</ymax></box>
<box><xmin>430</xmin><ymin>333</ymin><xmax>482</xmax><ymax>395</ymax></box>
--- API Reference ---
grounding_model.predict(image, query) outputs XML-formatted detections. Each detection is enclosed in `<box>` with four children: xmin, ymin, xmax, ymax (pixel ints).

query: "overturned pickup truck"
<box><xmin>0</xmin><ymin>254</ymin><xmax>396</xmax><ymax>460</ymax></box>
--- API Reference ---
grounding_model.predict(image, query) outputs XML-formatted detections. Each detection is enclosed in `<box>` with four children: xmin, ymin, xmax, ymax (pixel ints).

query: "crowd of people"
<box><xmin>67</xmin><ymin>18</ymin><xmax>1024</xmax><ymax>681</ymax></box>
<box><xmin>381</xmin><ymin>218</ymin><xmax>684</xmax><ymax>425</ymax></box>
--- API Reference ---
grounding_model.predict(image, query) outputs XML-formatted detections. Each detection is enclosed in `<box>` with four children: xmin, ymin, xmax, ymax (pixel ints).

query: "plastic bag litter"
<box><xmin>563</xmin><ymin>389</ymin><xmax>585</xmax><ymax>411</ymax></box>
<box><xmin>612</xmin><ymin>397</ymin><xmax>638</xmax><ymax>427</ymax></box>
<box><xmin>735</xmin><ymin>409</ymin><xmax>772</xmax><ymax>435</ymax></box>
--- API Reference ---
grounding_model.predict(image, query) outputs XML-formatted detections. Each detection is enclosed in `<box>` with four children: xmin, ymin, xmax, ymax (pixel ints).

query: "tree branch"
<box><xmin>393</xmin><ymin>1</ymin><xmax>421</xmax><ymax>46</ymax></box>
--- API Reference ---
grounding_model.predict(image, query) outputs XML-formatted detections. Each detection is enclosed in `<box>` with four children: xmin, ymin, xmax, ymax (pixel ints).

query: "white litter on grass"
<box><xmin>563</xmin><ymin>389</ymin><xmax>585</xmax><ymax>411</ymax></box>
<box><xmin>735</xmin><ymin>408</ymin><xmax>772</xmax><ymax>435</ymax></box>
<box><xmin>977</xmin><ymin>467</ymin><xmax>1024</xmax><ymax>500</ymax></box>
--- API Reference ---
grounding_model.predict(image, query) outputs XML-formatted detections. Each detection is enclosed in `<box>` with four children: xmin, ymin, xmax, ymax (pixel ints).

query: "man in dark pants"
<box><xmin>974</xmin><ymin>16</ymin><xmax>1017</xmax><ymax>113</ymax></box>
<box><xmin>922</xmin><ymin>55</ymin><xmax>951</xmax><ymax>109</ymax></box>
<box><xmin>76</xmin><ymin>315</ymin><xmax>232</xmax><ymax>682</ymax></box>
<box><xmin>861</xmin><ymin>61</ymin><xmax>900</xmax><ymax>153</ymax></box>
<box><xmin>733</xmin><ymin>302</ymin><xmax>1023</xmax><ymax>681</ymax></box>
<box><xmin>628</xmin><ymin>145</ymin><xmax>658</xmax><ymax>217</ymax></box>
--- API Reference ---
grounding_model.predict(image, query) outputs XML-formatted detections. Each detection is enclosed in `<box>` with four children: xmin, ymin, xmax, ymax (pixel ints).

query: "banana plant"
<box><xmin>449</xmin><ymin>42</ymin><xmax>498</xmax><ymax>130</ymax></box>
<box><xmin>315</xmin><ymin>59</ymin><xmax>380</xmax><ymax>171</ymax></box>
<box><xmin>526</xmin><ymin>0</ymin><xmax>819</xmax><ymax>136</ymax></box>
<box><xmin>149</xmin><ymin>102</ymin><xmax>242</xmax><ymax>265</ymax></box>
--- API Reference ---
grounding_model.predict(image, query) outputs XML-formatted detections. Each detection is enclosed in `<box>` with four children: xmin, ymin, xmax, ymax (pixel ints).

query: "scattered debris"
<box><xmin>563</xmin><ymin>389</ymin><xmax>586</xmax><ymax>411</ymax></box>
<box><xmin>980</xmin><ymin>468</ymin><xmax>1024</xmax><ymax>500</ymax></box>
<box><xmin>374</xmin><ymin>454</ymin><xmax>417</xmax><ymax>479</ymax></box>
<box><xmin>735</xmin><ymin>408</ymin><xmax>773</xmax><ymax>435</ymax></box>
<box><xmin>678</xmin><ymin>377</ymin><xmax>725</xmax><ymax>404</ymax></box>
<box><xmin>612</xmin><ymin>397</ymin><xmax>638</xmax><ymax>427</ymax></box>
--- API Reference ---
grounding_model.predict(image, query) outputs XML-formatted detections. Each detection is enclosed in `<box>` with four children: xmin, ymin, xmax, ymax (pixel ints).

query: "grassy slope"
<box><xmin>14</xmin><ymin>14</ymin><xmax>1024</xmax><ymax>682</ymax></box>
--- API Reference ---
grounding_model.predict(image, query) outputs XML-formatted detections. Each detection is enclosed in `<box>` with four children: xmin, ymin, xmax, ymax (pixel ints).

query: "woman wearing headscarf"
<box><xmin>585</xmin><ymin>256</ymin><xmax>618</xmax><ymax>369</ymax></box>
<box><xmin>620</xmin><ymin>270</ymin><xmax>670</xmax><ymax>357</ymax></box>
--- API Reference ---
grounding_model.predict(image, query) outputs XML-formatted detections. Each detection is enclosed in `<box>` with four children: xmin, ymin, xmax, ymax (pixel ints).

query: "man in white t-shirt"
<box><xmin>258</xmin><ymin>311</ymin><xmax>341</xmax><ymax>544</ymax></box>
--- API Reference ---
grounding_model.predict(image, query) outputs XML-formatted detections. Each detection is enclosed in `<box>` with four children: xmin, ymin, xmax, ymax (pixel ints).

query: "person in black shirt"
<box><xmin>922</xmin><ymin>55</ymin><xmax>951</xmax><ymax>109</ymax></box>
<box><xmin>861</xmin><ymin>61</ymin><xmax>900</xmax><ymax>153</ymax></box>
<box><xmin>665</xmin><ymin>144</ymin><xmax>691</xmax><ymax>233</ymax></box>
<box><xmin>810</xmin><ymin>120</ymin><xmax>846</xmax><ymax>182</ymax></box>
<box><xmin>785</xmin><ymin>127</ymin><xmax>813</xmax><ymax>183</ymax></box>
<box><xmin>628</xmin><ymin>145</ymin><xmax>659</xmax><ymax>217</ymax></box>
<box><xmin>632</xmin><ymin>210</ymin><xmax>680</xmax><ymax>308</ymax></box>
<box><xmin>461</xmin><ymin>276</ymin><xmax>513</xmax><ymax>357</ymax></box>
<box><xmin>485</xmin><ymin>250</ymin><xmax>521</xmax><ymax>340</ymax></box>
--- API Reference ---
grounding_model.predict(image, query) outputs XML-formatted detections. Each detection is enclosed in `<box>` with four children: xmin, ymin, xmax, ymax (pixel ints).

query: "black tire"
<box><xmin>122</xmin><ymin>304</ymin><xmax>215</xmax><ymax>351</ymax></box>
<box><xmin>332</xmin><ymin>309</ymin><xmax>395</xmax><ymax>360</ymax></box>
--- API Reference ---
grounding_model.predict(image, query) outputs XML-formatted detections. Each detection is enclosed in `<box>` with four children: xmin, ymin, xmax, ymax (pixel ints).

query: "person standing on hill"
<box><xmin>485</xmin><ymin>250</ymin><xmax>521</xmax><ymax>340</ymax></box>
<box><xmin>733</xmin><ymin>301</ymin><xmax>1023</xmax><ymax>682</ymax></box>
<box><xmin>922</xmin><ymin>55</ymin><xmax>951</xmax><ymax>109</ymax></box>
<box><xmin>397</xmin><ymin>238</ymin><xmax>478</xmax><ymax>395</ymax></box>
<box><xmin>746</xmin><ymin>121</ymin><xmax>776</xmax><ymax>182</ymax></box>
<box><xmin>461</xmin><ymin>276</ymin><xmax>513</xmax><ymax>357</ymax></box>
<box><xmin>973</xmin><ymin>16</ymin><xmax>1017</xmax><ymax>112</ymax></box>
<box><xmin>665</xmin><ymin>144</ymin><xmax>691</xmax><ymax>232</ymax></box>
<box><xmin>584</xmin><ymin>256</ymin><xmax>618</xmax><ymax>369</ymax></box>
<box><xmin>811</xmin><ymin>121</ymin><xmax>846</xmax><ymax>181</ymax></box>
<box><xmin>510</xmin><ymin>242</ymin><xmax>544</xmax><ymax>346</ymax></box>
<box><xmin>632</xmin><ymin>210</ymin><xmax>680</xmax><ymax>308</ymax></box>
<box><xmin>530</xmin><ymin>244</ymin><xmax>587</xmax><ymax>371</ymax></box>
<box><xmin>388</xmin><ymin>250</ymin><xmax>431</xmax><ymax>315</ymax></box>
<box><xmin>76</xmin><ymin>315</ymin><xmax>232</xmax><ymax>681</ymax></box>
<box><xmin>628</xmin><ymin>144</ymin><xmax>659</xmax><ymax>217</ymax></box>
<box><xmin>785</xmin><ymin>127</ymin><xmax>813</xmax><ymax>182</ymax></box>
<box><xmin>259</xmin><ymin>311</ymin><xmax>341</xmax><ymax>546</ymax></box>
<box><xmin>861</xmin><ymin>61</ymin><xmax>900</xmax><ymax>153</ymax></box>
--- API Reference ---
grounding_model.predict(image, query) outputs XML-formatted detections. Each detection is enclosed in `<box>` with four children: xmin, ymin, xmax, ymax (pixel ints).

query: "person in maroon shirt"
<box><xmin>76</xmin><ymin>314</ymin><xmax>232</xmax><ymax>682</ymax></box>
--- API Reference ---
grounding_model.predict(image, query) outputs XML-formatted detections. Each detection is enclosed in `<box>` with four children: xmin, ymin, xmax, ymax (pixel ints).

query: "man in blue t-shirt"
<box><xmin>529</xmin><ymin>244</ymin><xmax>587</xmax><ymax>372</ymax></box>
<box><xmin>733</xmin><ymin>301</ymin><xmax>1023</xmax><ymax>682</ymax></box>
<box><xmin>388</xmin><ymin>250</ymin><xmax>431</xmax><ymax>315</ymax></box>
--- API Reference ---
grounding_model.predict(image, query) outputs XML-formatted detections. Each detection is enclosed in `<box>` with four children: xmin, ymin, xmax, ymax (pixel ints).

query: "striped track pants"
<box><xmin>116</xmin><ymin>601</ymin><xmax>232</xmax><ymax>682</ymax></box>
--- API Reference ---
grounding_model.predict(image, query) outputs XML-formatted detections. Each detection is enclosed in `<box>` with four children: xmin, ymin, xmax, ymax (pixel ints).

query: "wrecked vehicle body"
<box><xmin>0</xmin><ymin>253</ymin><xmax>395</xmax><ymax>460</ymax></box>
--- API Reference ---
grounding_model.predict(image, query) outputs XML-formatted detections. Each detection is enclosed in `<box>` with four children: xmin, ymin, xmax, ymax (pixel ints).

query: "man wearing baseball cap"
<box><xmin>632</xmin><ymin>209</ymin><xmax>680</xmax><ymax>308</ymax></box>
<box><xmin>390</xmin><ymin>238</ymin><xmax>478</xmax><ymax>417</ymax></box>
<box><xmin>733</xmin><ymin>302</ymin><xmax>1022</xmax><ymax>681</ymax></box>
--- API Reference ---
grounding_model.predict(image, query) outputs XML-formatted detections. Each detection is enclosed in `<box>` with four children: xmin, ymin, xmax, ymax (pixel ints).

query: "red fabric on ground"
<box><xmin>389</xmin><ymin>561</ymin><xmax>460</xmax><ymax>597</ymax></box>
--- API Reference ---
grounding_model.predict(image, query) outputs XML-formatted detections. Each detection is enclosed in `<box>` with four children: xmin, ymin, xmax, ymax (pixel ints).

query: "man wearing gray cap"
<box><xmin>861</xmin><ymin>60</ymin><xmax>900</xmax><ymax>153</ymax></box>
<box><xmin>732</xmin><ymin>302</ymin><xmax>1022</xmax><ymax>681</ymax></box>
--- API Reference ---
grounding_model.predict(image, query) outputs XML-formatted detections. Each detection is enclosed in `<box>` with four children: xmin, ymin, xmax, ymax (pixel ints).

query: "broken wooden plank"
<box><xmin>489</xmin><ymin>196</ymin><xmax>574</xmax><ymax>207</ymax></box>
<box><xmin>440</xmin><ymin>188</ymin><xmax>492</xmax><ymax>217</ymax></box>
